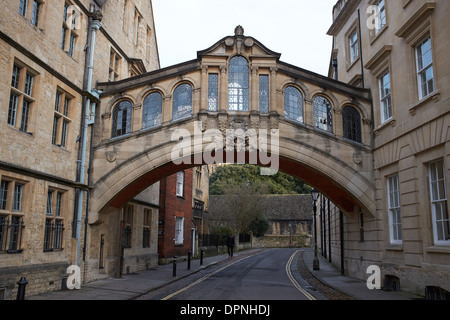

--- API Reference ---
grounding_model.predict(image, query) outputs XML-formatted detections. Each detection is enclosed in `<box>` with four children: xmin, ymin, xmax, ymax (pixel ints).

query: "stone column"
<box><xmin>200</xmin><ymin>64</ymin><xmax>208</xmax><ymax>111</ymax></box>
<box><xmin>220</xmin><ymin>65</ymin><xmax>227</xmax><ymax>112</ymax></box>
<box><xmin>270</xmin><ymin>67</ymin><xmax>278</xmax><ymax>114</ymax></box>
<box><xmin>251</xmin><ymin>66</ymin><xmax>259</xmax><ymax>112</ymax></box>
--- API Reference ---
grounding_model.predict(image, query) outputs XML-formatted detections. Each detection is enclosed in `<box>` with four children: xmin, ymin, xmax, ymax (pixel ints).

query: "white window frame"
<box><xmin>176</xmin><ymin>171</ymin><xmax>184</xmax><ymax>197</ymax></box>
<box><xmin>415</xmin><ymin>35</ymin><xmax>435</xmax><ymax>100</ymax></box>
<box><xmin>387</xmin><ymin>175</ymin><xmax>402</xmax><ymax>245</ymax></box>
<box><xmin>374</xmin><ymin>0</ymin><xmax>387</xmax><ymax>35</ymax></box>
<box><xmin>429</xmin><ymin>160</ymin><xmax>449</xmax><ymax>245</ymax></box>
<box><xmin>349</xmin><ymin>29</ymin><xmax>359</xmax><ymax>63</ymax></box>
<box><xmin>174</xmin><ymin>217</ymin><xmax>184</xmax><ymax>245</ymax></box>
<box><xmin>379</xmin><ymin>71</ymin><xmax>392</xmax><ymax>123</ymax></box>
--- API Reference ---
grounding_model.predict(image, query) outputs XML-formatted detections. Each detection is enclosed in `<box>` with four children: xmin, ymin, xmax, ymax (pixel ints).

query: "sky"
<box><xmin>152</xmin><ymin>0</ymin><xmax>338</xmax><ymax>76</ymax></box>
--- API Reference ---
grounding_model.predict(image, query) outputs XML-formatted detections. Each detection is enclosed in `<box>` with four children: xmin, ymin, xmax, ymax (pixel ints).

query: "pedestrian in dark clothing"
<box><xmin>226</xmin><ymin>234</ymin><xmax>235</xmax><ymax>259</ymax></box>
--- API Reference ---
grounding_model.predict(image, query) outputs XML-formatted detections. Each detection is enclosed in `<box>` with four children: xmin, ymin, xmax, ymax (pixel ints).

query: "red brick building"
<box><xmin>158</xmin><ymin>169</ymin><xmax>194</xmax><ymax>263</ymax></box>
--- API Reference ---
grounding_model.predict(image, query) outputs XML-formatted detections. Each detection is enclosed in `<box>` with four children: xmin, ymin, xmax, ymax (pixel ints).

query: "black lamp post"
<box><xmin>311</xmin><ymin>188</ymin><xmax>320</xmax><ymax>270</ymax></box>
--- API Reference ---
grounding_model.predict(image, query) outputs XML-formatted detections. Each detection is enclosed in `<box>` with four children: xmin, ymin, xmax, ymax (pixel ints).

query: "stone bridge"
<box><xmin>90</xmin><ymin>26</ymin><xmax>374</xmax><ymax>223</ymax></box>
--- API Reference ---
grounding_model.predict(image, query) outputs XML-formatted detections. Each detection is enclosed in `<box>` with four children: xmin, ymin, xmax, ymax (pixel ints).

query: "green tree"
<box><xmin>248</xmin><ymin>214</ymin><xmax>270</xmax><ymax>238</ymax></box>
<box><xmin>210</xmin><ymin>164</ymin><xmax>311</xmax><ymax>195</ymax></box>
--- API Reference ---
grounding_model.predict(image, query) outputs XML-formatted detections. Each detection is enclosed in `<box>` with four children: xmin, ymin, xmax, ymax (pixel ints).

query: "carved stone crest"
<box><xmin>106</xmin><ymin>151</ymin><xmax>116</xmax><ymax>163</ymax></box>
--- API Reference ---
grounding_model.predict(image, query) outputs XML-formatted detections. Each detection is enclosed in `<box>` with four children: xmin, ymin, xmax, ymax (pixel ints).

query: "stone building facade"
<box><xmin>325</xmin><ymin>0</ymin><xmax>449</xmax><ymax>297</ymax></box>
<box><xmin>0</xmin><ymin>0</ymin><xmax>159</xmax><ymax>298</ymax></box>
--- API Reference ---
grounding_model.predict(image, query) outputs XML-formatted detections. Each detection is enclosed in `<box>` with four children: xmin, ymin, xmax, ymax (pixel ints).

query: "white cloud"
<box><xmin>152</xmin><ymin>0</ymin><xmax>337</xmax><ymax>76</ymax></box>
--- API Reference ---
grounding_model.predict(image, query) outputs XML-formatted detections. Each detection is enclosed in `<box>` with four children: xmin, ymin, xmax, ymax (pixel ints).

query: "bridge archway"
<box><xmin>91</xmin><ymin>26</ymin><xmax>374</xmax><ymax>223</ymax></box>
<box><xmin>89</xmin><ymin>115</ymin><xmax>374</xmax><ymax>224</ymax></box>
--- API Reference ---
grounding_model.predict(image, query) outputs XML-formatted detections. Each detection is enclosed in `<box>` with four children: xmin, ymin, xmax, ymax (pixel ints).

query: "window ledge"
<box><xmin>346</xmin><ymin>56</ymin><xmax>360</xmax><ymax>72</ymax></box>
<box><xmin>426</xmin><ymin>245</ymin><xmax>450</xmax><ymax>254</ymax></box>
<box><xmin>386</xmin><ymin>244</ymin><xmax>403</xmax><ymax>251</ymax></box>
<box><xmin>369</xmin><ymin>25</ymin><xmax>389</xmax><ymax>46</ymax></box>
<box><xmin>409</xmin><ymin>90</ymin><xmax>440</xmax><ymax>115</ymax></box>
<box><xmin>374</xmin><ymin>117</ymin><xmax>396</xmax><ymax>135</ymax></box>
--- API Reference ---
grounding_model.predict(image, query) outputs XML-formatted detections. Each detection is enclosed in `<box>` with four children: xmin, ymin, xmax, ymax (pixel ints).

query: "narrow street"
<box><xmin>140</xmin><ymin>248</ymin><xmax>322</xmax><ymax>301</ymax></box>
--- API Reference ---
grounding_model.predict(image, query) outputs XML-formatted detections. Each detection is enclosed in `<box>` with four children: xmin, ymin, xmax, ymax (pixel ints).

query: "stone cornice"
<box><xmin>327</xmin><ymin>0</ymin><xmax>362</xmax><ymax>36</ymax></box>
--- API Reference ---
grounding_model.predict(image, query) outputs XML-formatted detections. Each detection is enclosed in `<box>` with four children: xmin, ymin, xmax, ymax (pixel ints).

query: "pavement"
<box><xmin>302</xmin><ymin>248</ymin><xmax>423</xmax><ymax>300</ymax></box>
<box><xmin>26</xmin><ymin>247</ymin><xmax>424</xmax><ymax>300</ymax></box>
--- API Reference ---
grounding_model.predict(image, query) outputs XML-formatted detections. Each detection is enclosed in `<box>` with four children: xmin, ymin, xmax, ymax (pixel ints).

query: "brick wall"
<box><xmin>158</xmin><ymin>169</ymin><xmax>193</xmax><ymax>262</ymax></box>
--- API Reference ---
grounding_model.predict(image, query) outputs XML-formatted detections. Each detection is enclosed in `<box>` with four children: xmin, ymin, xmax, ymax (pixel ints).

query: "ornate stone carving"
<box><xmin>106</xmin><ymin>151</ymin><xmax>116</xmax><ymax>163</ymax></box>
<box><xmin>244</xmin><ymin>38</ymin><xmax>254</xmax><ymax>47</ymax></box>
<box><xmin>225</xmin><ymin>37</ymin><xmax>235</xmax><ymax>47</ymax></box>
<box><xmin>269</xmin><ymin>114</ymin><xmax>279</xmax><ymax>130</ymax></box>
<box><xmin>353</xmin><ymin>151</ymin><xmax>363</xmax><ymax>165</ymax></box>
<box><xmin>235</xmin><ymin>25</ymin><xmax>244</xmax><ymax>36</ymax></box>
<box><xmin>230</xmin><ymin>117</ymin><xmax>248</xmax><ymax>131</ymax></box>
<box><xmin>218</xmin><ymin>113</ymin><xmax>229</xmax><ymax>134</ymax></box>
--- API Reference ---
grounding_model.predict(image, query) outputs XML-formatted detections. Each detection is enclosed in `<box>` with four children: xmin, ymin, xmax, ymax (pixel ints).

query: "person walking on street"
<box><xmin>226</xmin><ymin>234</ymin><xmax>235</xmax><ymax>259</ymax></box>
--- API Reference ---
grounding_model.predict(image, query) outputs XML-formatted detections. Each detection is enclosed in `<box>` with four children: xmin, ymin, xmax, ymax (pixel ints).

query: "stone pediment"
<box><xmin>197</xmin><ymin>25</ymin><xmax>281</xmax><ymax>60</ymax></box>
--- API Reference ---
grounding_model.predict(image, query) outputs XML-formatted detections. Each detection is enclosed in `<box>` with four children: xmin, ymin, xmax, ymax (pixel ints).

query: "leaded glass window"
<box><xmin>228</xmin><ymin>56</ymin><xmax>249</xmax><ymax>111</ymax></box>
<box><xmin>208</xmin><ymin>73</ymin><xmax>219</xmax><ymax>112</ymax></box>
<box><xmin>343</xmin><ymin>106</ymin><xmax>362</xmax><ymax>143</ymax></box>
<box><xmin>284</xmin><ymin>86</ymin><xmax>303</xmax><ymax>123</ymax></box>
<box><xmin>172</xmin><ymin>83</ymin><xmax>193</xmax><ymax>121</ymax></box>
<box><xmin>112</xmin><ymin>100</ymin><xmax>132</xmax><ymax>138</ymax></box>
<box><xmin>313</xmin><ymin>96</ymin><xmax>333</xmax><ymax>133</ymax></box>
<box><xmin>259</xmin><ymin>75</ymin><xmax>269</xmax><ymax>113</ymax></box>
<box><xmin>142</xmin><ymin>92</ymin><xmax>162</xmax><ymax>129</ymax></box>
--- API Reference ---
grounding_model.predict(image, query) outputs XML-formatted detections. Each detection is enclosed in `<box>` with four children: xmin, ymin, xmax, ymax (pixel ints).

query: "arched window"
<box><xmin>228</xmin><ymin>56</ymin><xmax>249</xmax><ymax>111</ymax></box>
<box><xmin>284</xmin><ymin>86</ymin><xmax>304</xmax><ymax>123</ymax></box>
<box><xmin>343</xmin><ymin>105</ymin><xmax>362</xmax><ymax>143</ymax></box>
<box><xmin>112</xmin><ymin>100</ymin><xmax>132</xmax><ymax>138</ymax></box>
<box><xmin>172</xmin><ymin>83</ymin><xmax>192</xmax><ymax>121</ymax></box>
<box><xmin>142</xmin><ymin>92</ymin><xmax>162</xmax><ymax>129</ymax></box>
<box><xmin>313</xmin><ymin>96</ymin><xmax>333</xmax><ymax>133</ymax></box>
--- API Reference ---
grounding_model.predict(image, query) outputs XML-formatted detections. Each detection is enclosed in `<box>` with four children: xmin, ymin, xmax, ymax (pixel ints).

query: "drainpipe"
<box><xmin>357</xmin><ymin>9</ymin><xmax>365</xmax><ymax>88</ymax></box>
<box><xmin>76</xmin><ymin>16</ymin><xmax>102</xmax><ymax>267</ymax></box>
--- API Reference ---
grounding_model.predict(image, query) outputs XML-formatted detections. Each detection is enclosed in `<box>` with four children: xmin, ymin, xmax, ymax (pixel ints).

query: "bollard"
<box><xmin>200</xmin><ymin>249</ymin><xmax>204</xmax><ymax>266</ymax></box>
<box><xmin>187</xmin><ymin>251</ymin><xmax>191</xmax><ymax>270</ymax></box>
<box><xmin>16</xmin><ymin>277</ymin><xmax>28</xmax><ymax>300</ymax></box>
<box><xmin>172</xmin><ymin>256</ymin><xmax>177</xmax><ymax>277</ymax></box>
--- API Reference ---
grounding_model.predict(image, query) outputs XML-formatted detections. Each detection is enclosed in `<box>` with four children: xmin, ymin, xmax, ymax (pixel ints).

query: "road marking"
<box><xmin>161</xmin><ymin>250</ymin><xmax>267</xmax><ymax>300</ymax></box>
<box><xmin>286</xmin><ymin>250</ymin><xmax>316</xmax><ymax>301</ymax></box>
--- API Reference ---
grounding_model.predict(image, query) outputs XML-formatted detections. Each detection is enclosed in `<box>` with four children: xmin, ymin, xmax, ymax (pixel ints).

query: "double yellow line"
<box><xmin>285</xmin><ymin>250</ymin><xmax>316</xmax><ymax>300</ymax></box>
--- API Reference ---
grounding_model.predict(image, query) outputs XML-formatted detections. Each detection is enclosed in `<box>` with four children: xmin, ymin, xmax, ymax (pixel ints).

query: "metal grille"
<box><xmin>0</xmin><ymin>216</ymin><xmax>9</xmax><ymax>252</ymax></box>
<box><xmin>0</xmin><ymin>216</ymin><xmax>24</xmax><ymax>253</ymax></box>
<box><xmin>44</xmin><ymin>219</ymin><xmax>64</xmax><ymax>251</ymax></box>
<box><xmin>143</xmin><ymin>227</ymin><xmax>150</xmax><ymax>248</ymax></box>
